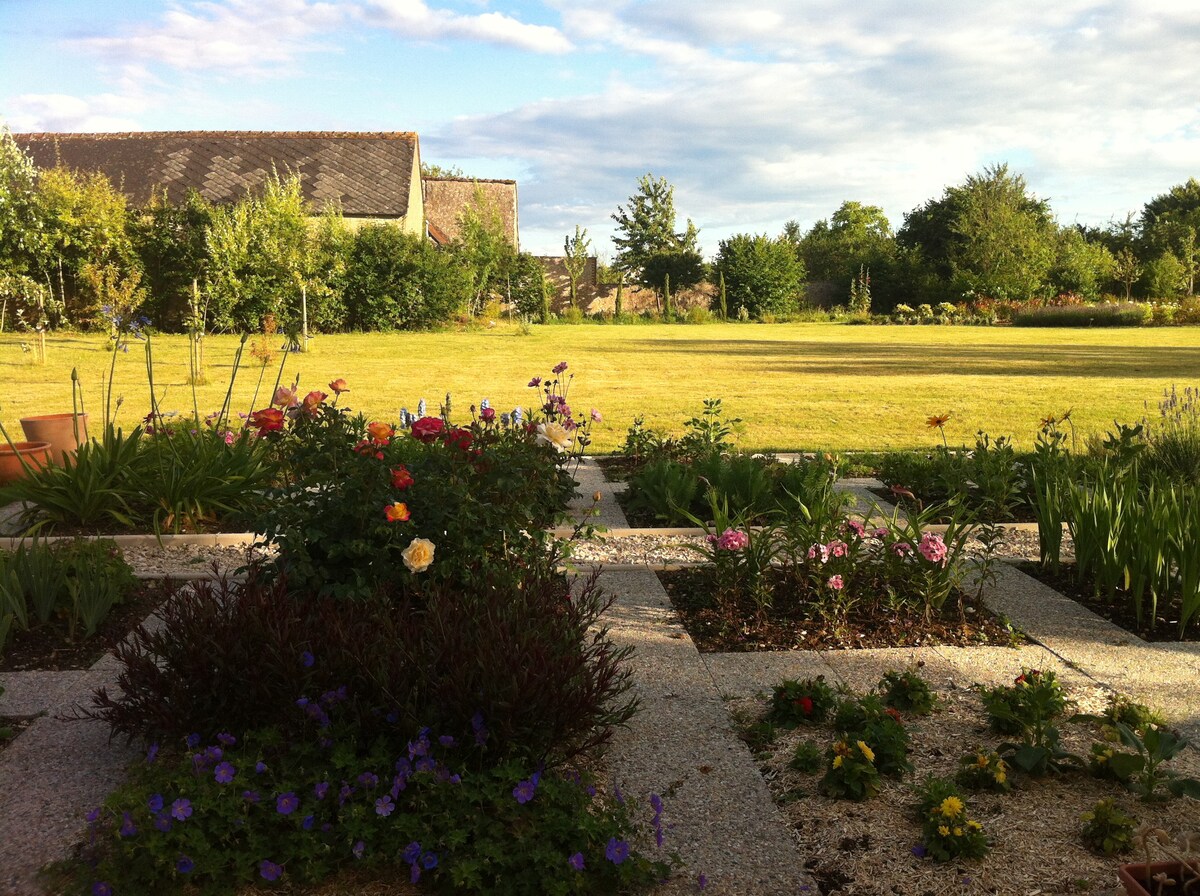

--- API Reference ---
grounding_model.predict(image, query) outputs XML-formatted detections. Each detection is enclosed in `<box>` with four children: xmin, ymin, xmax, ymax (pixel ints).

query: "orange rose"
<box><xmin>384</xmin><ymin>502</ymin><xmax>411</xmax><ymax>523</ymax></box>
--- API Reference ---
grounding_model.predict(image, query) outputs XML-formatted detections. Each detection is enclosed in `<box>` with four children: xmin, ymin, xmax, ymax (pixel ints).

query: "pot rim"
<box><xmin>19</xmin><ymin>412</ymin><xmax>90</xmax><ymax>423</ymax></box>
<box><xmin>0</xmin><ymin>440</ymin><xmax>53</xmax><ymax>453</ymax></box>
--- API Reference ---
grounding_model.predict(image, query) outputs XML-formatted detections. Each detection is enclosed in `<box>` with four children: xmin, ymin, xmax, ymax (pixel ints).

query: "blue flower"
<box><xmin>214</xmin><ymin>762</ymin><xmax>236</xmax><ymax>784</ymax></box>
<box><xmin>170</xmin><ymin>798</ymin><xmax>192</xmax><ymax>821</ymax></box>
<box><xmin>513</xmin><ymin>779</ymin><xmax>537</xmax><ymax>804</ymax></box>
<box><xmin>314</xmin><ymin>781</ymin><xmax>330</xmax><ymax>800</ymax></box>
<box><xmin>302</xmin><ymin>815</ymin><xmax>315</xmax><ymax>831</ymax></box>
<box><xmin>259</xmin><ymin>860</ymin><xmax>282</xmax><ymax>882</ymax></box>
<box><xmin>255</xmin><ymin>761</ymin><xmax>268</xmax><ymax>774</ymax></box>
<box><xmin>568</xmin><ymin>852</ymin><xmax>585</xmax><ymax>871</ymax></box>
<box><xmin>275</xmin><ymin>792</ymin><xmax>299</xmax><ymax>815</ymax></box>
<box><xmin>375</xmin><ymin>796</ymin><xmax>395</xmax><ymax>817</ymax></box>
<box><xmin>402</xmin><ymin>841</ymin><xmax>422</xmax><ymax>864</ymax></box>
<box><xmin>421</xmin><ymin>852</ymin><xmax>438</xmax><ymax>870</ymax></box>
<box><xmin>300</xmin><ymin>650</ymin><xmax>315</xmax><ymax>668</ymax></box>
<box><xmin>216</xmin><ymin>732</ymin><xmax>237</xmax><ymax>747</ymax></box>
<box><xmin>242</xmin><ymin>790</ymin><xmax>260</xmax><ymax>803</ymax></box>
<box><xmin>147</xmin><ymin>794</ymin><xmax>164</xmax><ymax>813</ymax></box>
<box><xmin>185</xmin><ymin>733</ymin><xmax>200</xmax><ymax>749</ymax></box>
<box><xmin>119</xmin><ymin>812</ymin><xmax>137</xmax><ymax>837</ymax></box>
<box><xmin>145</xmin><ymin>743</ymin><xmax>159</xmax><ymax>763</ymax></box>
<box><xmin>911</xmin><ymin>844</ymin><xmax>928</xmax><ymax>858</ymax></box>
<box><xmin>177</xmin><ymin>855</ymin><xmax>194</xmax><ymax>874</ymax></box>
<box><xmin>153</xmin><ymin>814</ymin><xmax>172</xmax><ymax>833</ymax></box>
<box><xmin>605</xmin><ymin>837</ymin><xmax>629</xmax><ymax>865</ymax></box>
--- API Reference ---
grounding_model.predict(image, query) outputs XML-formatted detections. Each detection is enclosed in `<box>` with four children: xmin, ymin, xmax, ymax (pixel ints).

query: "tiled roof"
<box><xmin>13</xmin><ymin>131</ymin><xmax>419</xmax><ymax>217</ymax></box>
<box><xmin>422</xmin><ymin>177</ymin><xmax>519</xmax><ymax>249</ymax></box>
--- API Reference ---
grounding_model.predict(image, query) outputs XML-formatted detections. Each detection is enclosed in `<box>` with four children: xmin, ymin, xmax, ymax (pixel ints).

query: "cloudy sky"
<box><xmin>2</xmin><ymin>0</ymin><xmax>1198</xmax><ymax>256</ymax></box>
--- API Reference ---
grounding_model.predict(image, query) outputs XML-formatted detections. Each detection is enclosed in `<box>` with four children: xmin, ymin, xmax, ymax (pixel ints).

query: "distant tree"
<box><xmin>1112</xmin><ymin>246</ymin><xmax>1141</xmax><ymax>300</ymax></box>
<box><xmin>1047</xmin><ymin>226</ymin><xmax>1115</xmax><ymax>300</ymax></box>
<box><xmin>506</xmin><ymin>252</ymin><xmax>551</xmax><ymax>322</ymax></box>
<box><xmin>714</xmin><ymin>233</ymin><xmax>806</xmax><ymax>319</ymax></box>
<box><xmin>562</xmin><ymin>225</ymin><xmax>591</xmax><ymax>308</ymax></box>
<box><xmin>1140</xmin><ymin>180</ymin><xmax>1200</xmax><ymax>295</ymax></box>
<box><xmin>0</xmin><ymin>128</ymin><xmax>44</xmax><ymax>281</ymax></box>
<box><xmin>420</xmin><ymin>163</ymin><xmax>466</xmax><ymax>179</ymax></box>
<box><xmin>128</xmin><ymin>188</ymin><xmax>214</xmax><ymax>330</ymax></box>
<box><xmin>611</xmin><ymin>174</ymin><xmax>703</xmax><ymax>293</ymax></box>
<box><xmin>800</xmin><ymin>201</ymin><xmax>897</xmax><ymax>308</ymax></box>
<box><xmin>451</xmin><ymin>187</ymin><xmax>517</xmax><ymax>316</ymax></box>
<box><xmin>899</xmin><ymin>164</ymin><xmax>1057</xmax><ymax>301</ymax></box>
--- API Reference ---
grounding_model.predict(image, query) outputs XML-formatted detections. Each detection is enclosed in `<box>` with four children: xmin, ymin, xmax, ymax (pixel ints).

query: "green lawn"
<box><xmin>2</xmin><ymin>323</ymin><xmax>1197</xmax><ymax>453</ymax></box>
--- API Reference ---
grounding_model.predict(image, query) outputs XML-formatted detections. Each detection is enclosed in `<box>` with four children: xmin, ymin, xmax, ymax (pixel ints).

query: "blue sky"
<box><xmin>3</xmin><ymin>0</ymin><xmax>1200</xmax><ymax>257</ymax></box>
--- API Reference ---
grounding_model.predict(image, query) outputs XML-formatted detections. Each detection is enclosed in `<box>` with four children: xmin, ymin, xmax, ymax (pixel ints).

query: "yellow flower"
<box><xmin>926</xmin><ymin>412</ymin><xmax>951</xmax><ymax>429</ymax></box>
<box><xmin>401</xmin><ymin>537</ymin><xmax>436</xmax><ymax>573</ymax></box>
<box><xmin>975</xmin><ymin>753</ymin><xmax>989</xmax><ymax>768</ymax></box>
<box><xmin>536</xmin><ymin>421</ymin><xmax>573</xmax><ymax>453</ymax></box>
<box><xmin>953</xmin><ymin>827</ymin><xmax>964</xmax><ymax>837</ymax></box>
<box><xmin>995</xmin><ymin>770</ymin><xmax>1007</xmax><ymax>784</ymax></box>
<box><xmin>832</xmin><ymin>755</ymin><xmax>844</xmax><ymax>769</ymax></box>
<box><xmin>937</xmin><ymin>825</ymin><xmax>950</xmax><ymax>837</ymax></box>
<box><xmin>939</xmin><ymin>796</ymin><xmax>965</xmax><ymax>819</ymax></box>
<box><xmin>968</xmin><ymin>820</ymin><xmax>983</xmax><ymax>831</ymax></box>
<box><xmin>857</xmin><ymin>741</ymin><xmax>875</xmax><ymax>763</ymax></box>
<box><xmin>1040</xmin><ymin>413</ymin><xmax>1058</xmax><ymax>428</ymax></box>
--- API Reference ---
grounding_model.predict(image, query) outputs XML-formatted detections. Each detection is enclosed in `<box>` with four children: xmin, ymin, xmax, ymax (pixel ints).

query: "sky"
<box><xmin>2</xmin><ymin>0</ymin><xmax>1199</xmax><ymax>257</ymax></box>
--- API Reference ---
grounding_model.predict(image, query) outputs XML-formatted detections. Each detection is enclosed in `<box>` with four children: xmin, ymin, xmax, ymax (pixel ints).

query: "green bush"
<box><xmin>1011</xmin><ymin>302</ymin><xmax>1151</xmax><ymax>327</ymax></box>
<box><xmin>343</xmin><ymin>224</ymin><xmax>467</xmax><ymax>330</ymax></box>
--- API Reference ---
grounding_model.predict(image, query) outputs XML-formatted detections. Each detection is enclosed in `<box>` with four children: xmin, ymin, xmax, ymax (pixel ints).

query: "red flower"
<box><xmin>353</xmin><ymin>440</ymin><xmax>384</xmax><ymax>460</ymax></box>
<box><xmin>300</xmin><ymin>390</ymin><xmax>327</xmax><ymax>415</ymax></box>
<box><xmin>390</xmin><ymin>466</ymin><xmax>414</xmax><ymax>490</ymax></box>
<box><xmin>411</xmin><ymin>416</ymin><xmax>445</xmax><ymax>443</ymax></box>
<box><xmin>443</xmin><ymin>427</ymin><xmax>473</xmax><ymax>451</ymax></box>
<box><xmin>248</xmin><ymin>407</ymin><xmax>284</xmax><ymax>433</ymax></box>
<box><xmin>795</xmin><ymin>696</ymin><xmax>814</xmax><ymax>715</ymax></box>
<box><xmin>480</xmin><ymin>406</ymin><xmax>496</xmax><ymax>423</ymax></box>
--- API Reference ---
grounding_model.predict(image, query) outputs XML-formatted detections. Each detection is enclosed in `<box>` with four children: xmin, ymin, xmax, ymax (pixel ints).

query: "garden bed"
<box><xmin>732</xmin><ymin>672</ymin><xmax>1200</xmax><ymax>896</ymax></box>
<box><xmin>661</xmin><ymin>568</ymin><xmax>1020</xmax><ymax>651</ymax></box>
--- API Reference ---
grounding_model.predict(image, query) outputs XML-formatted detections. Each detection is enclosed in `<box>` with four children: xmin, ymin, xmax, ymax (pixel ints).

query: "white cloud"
<box><xmin>435</xmin><ymin>1</ymin><xmax>1200</xmax><ymax>254</ymax></box>
<box><xmin>71</xmin><ymin>0</ymin><xmax>345</xmax><ymax>76</ymax></box>
<box><xmin>359</xmin><ymin>0</ymin><xmax>571</xmax><ymax>53</ymax></box>
<box><xmin>5</xmin><ymin>93</ymin><xmax>143</xmax><ymax>133</ymax></box>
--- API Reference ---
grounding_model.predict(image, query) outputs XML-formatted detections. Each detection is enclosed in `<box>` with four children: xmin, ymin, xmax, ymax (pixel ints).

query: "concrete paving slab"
<box><xmin>702</xmin><ymin>651</ymin><xmax>834</xmax><ymax>700</ymax></box>
<box><xmin>0</xmin><ymin>672</ymin><xmax>85</xmax><ymax>717</ymax></box>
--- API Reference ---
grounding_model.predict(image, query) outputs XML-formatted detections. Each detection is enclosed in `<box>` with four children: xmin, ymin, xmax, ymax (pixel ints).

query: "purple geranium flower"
<box><xmin>300</xmin><ymin>650</ymin><xmax>315</xmax><ymax>668</ymax></box>
<box><xmin>119</xmin><ymin>812</ymin><xmax>137</xmax><ymax>837</ymax></box>
<box><xmin>214</xmin><ymin>761</ymin><xmax>236</xmax><ymax>784</ymax></box>
<box><xmin>177</xmin><ymin>855</ymin><xmax>194</xmax><ymax>874</ymax></box>
<box><xmin>375</xmin><ymin>795</ymin><xmax>395</xmax><ymax>817</ymax></box>
<box><xmin>275</xmin><ymin>792</ymin><xmax>299</xmax><ymax>815</ymax></box>
<box><xmin>513</xmin><ymin>778</ymin><xmax>537</xmax><ymax>804</ymax></box>
<box><xmin>568</xmin><ymin>852</ymin><xmax>585</xmax><ymax>871</ymax></box>
<box><xmin>605</xmin><ymin>837</ymin><xmax>629</xmax><ymax>865</ymax></box>
<box><xmin>314</xmin><ymin>781</ymin><xmax>330</xmax><ymax>800</ymax></box>
<box><xmin>352</xmin><ymin>840</ymin><xmax>365</xmax><ymax>859</ymax></box>
<box><xmin>402</xmin><ymin>842</ymin><xmax>422</xmax><ymax>864</ymax></box>
<box><xmin>259</xmin><ymin>859</ymin><xmax>282</xmax><ymax>881</ymax></box>
<box><xmin>170</xmin><ymin>798</ymin><xmax>192</xmax><ymax>822</ymax></box>
<box><xmin>147</xmin><ymin>794</ymin><xmax>163</xmax><ymax>813</ymax></box>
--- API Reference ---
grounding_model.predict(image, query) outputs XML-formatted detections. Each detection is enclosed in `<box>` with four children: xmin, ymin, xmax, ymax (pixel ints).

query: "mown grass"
<box><xmin>2</xmin><ymin>323</ymin><xmax>1198</xmax><ymax>452</ymax></box>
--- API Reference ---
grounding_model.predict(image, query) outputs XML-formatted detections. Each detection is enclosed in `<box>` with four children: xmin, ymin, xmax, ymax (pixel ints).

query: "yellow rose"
<box><xmin>402</xmin><ymin>537</ymin><xmax>435</xmax><ymax>573</ymax></box>
<box><xmin>536</xmin><ymin>421</ymin><xmax>572</xmax><ymax>453</ymax></box>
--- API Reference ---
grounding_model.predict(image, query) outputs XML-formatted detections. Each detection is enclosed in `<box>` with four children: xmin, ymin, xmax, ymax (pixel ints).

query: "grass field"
<box><xmin>2</xmin><ymin>323</ymin><xmax>1198</xmax><ymax>453</ymax></box>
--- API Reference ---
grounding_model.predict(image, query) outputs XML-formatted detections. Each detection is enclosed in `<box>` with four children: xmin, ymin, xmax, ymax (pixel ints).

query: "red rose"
<box><xmin>411</xmin><ymin>416</ymin><xmax>445</xmax><ymax>443</ymax></box>
<box><xmin>443</xmin><ymin>427</ymin><xmax>473</xmax><ymax>451</ymax></box>
<box><xmin>390</xmin><ymin>466</ymin><xmax>414</xmax><ymax>490</ymax></box>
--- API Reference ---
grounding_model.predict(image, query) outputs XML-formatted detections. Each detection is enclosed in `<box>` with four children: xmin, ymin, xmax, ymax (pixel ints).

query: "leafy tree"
<box><xmin>1143</xmin><ymin>251</ymin><xmax>1187</xmax><ymax>299</ymax></box>
<box><xmin>128</xmin><ymin>189</ymin><xmax>214</xmax><ymax>330</ymax></box>
<box><xmin>898</xmin><ymin>164</ymin><xmax>1057</xmax><ymax>301</ymax></box>
<box><xmin>1141</xmin><ymin>181</ymin><xmax>1200</xmax><ymax>295</ymax></box>
<box><xmin>506</xmin><ymin>252</ymin><xmax>551</xmax><ymax>322</ymax></box>
<box><xmin>420</xmin><ymin>163</ymin><xmax>466</xmax><ymax>179</ymax></box>
<box><xmin>800</xmin><ymin>201</ymin><xmax>895</xmax><ymax>282</ymax></box>
<box><xmin>714</xmin><ymin>233</ymin><xmax>806</xmax><ymax>319</ymax></box>
<box><xmin>562</xmin><ymin>225</ymin><xmax>591</xmax><ymax>308</ymax></box>
<box><xmin>205</xmin><ymin>170</ymin><xmax>309</xmax><ymax>331</ymax></box>
<box><xmin>0</xmin><ymin>128</ymin><xmax>45</xmax><ymax>281</ymax></box>
<box><xmin>451</xmin><ymin>187</ymin><xmax>517</xmax><ymax>316</ymax></box>
<box><xmin>344</xmin><ymin>224</ymin><xmax>467</xmax><ymax>330</ymax></box>
<box><xmin>611</xmin><ymin>174</ymin><xmax>703</xmax><ymax>293</ymax></box>
<box><xmin>1047</xmin><ymin>226</ymin><xmax>1115</xmax><ymax>300</ymax></box>
<box><xmin>1112</xmin><ymin>246</ymin><xmax>1141</xmax><ymax>300</ymax></box>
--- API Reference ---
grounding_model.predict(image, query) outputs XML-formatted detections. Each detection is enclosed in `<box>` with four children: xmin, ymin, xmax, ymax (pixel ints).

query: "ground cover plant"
<box><xmin>4</xmin><ymin>325</ymin><xmax>1200</xmax><ymax>452</ymax></box>
<box><xmin>734</xmin><ymin>666</ymin><xmax>1200</xmax><ymax>895</ymax></box>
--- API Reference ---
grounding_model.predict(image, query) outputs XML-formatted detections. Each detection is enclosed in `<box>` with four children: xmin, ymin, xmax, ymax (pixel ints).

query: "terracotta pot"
<box><xmin>1118</xmin><ymin>861</ymin><xmax>1193</xmax><ymax>895</ymax></box>
<box><xmin>20</xmin><ymin>412</ymin><xmax>89</xmax><ymax>465</ymax></box>
<box><xmin>0</xmin><ymin>441</ymin><xmax>52</xmax><ymax>486</ymax></box>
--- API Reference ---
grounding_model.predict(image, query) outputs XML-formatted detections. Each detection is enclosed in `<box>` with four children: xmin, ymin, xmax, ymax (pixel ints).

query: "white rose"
<box><xmin>402</xmin><ymin>537</ymin><xmax>435</xmax><ymax>573</ymax></box>
<box><xmin>536</xmin><ymin>421</ymin><xmax>572</xmax><ymax>453</ymax></box>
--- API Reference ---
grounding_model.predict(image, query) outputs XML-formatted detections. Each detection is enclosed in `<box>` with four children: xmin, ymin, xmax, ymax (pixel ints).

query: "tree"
<box><xmin>714</xmin><ymin>233</ymin><xmax>806</xmax><ymax>319</ymax></box>
<box><xmin>611</xmin><ymin>174</ymin><xmax>703</xmax><ymax>292</ymax></box>
<box><xmin>1047</xmin><ymin>226</ymin><xmax>1115</xmax><ymax>300</ymax></box>
<box><xmin>1112</xmin><ymin>247</ymin><xmax>1141</xmax><ymax>300</ymax></box>
<box><xmin>420</xmin><ymin>162</ymin><xmax>466</xmax><ymax>179</ymax></box>
<box><xmin>344</xmin><ymin>224</ymin><xmax>467</xmax><ymax>330</ymax></box>
<box><xmin>451</xmin><ymin>186</ymin><xmax>517</xmax><ymax>316</ymax></box>
<box><xmin>0</xmin><ymin>128</ymin><xmax>45</xmax><ymax>281</ymax></box>
<box><xmin>562</xmin><ymin>225</ymin><xmax>591</xmax><ymax>308</ymax></box>
<box><xmin>128</xmin><ymin>188</ymin><xmax>214</xmax><ymax>330</ymax></box>
<box><xmin>1140</xmin><ymin>182</ymin><xmax>1200</xmax><ymax>295</ymax></box>
<box><xmin>898</xmin><ymin>164</ymin><xmax>1057</xmax><ymax>301</ymax></box>
<box><xmin>800</xmin><ymin>201</ymin><xmax>895</xmax><ymax>282</ymax></box>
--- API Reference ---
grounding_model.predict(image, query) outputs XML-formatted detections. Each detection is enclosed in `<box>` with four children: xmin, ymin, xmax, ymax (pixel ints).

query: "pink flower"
<box><xmin>827</xmin><ymin>575</ymin><xmax>844</xmax><ymax>591</ymax></box>
<box><xmin>873</xmin><ymin>527</ymin><xmax>890</xmax><ymax>539</ymax></box>
<box><xmin>826</xmin><ymin>539</ymin><xmax>849</xmax><ymax>558</ymax></box>
<box><xmin>891</xmin><ymin>542</ymin><xmax>913</xmax><ymax>558</ymax></box>
<box><xmin>272</xmin><ymin>386</ymin><xmax>299</xmax><ymax>408</ymax></box>
<box><xmin>480</xmin><ymin>406</ymin><xmax>496</xmax><ymax>422</ymax></box>
<box><xmin>918</xmin><ymin>532</ymin><xmax>948</xmax><ymax>565</ymax></box>
<box><xmin>528</xmin><ymin>377</ymin><xmax>542</xmax><ymax>388</ymax></box>
<box><xmin>590</xmin><ymin>408</ymin><xmax>602</xmax><ymax>423</ymax></box>
<box><xmin>552</xmin><ymin>361</ymin><xmax>568</xmax><ymax>374</ymax></box>
<box><xmin>714</xmin><ymin>528</ymin><xmax>749</xmax><ymax>551</ymax></box>
<box><xmin>807</xmin><ymin>543</ymin><xmax>829</xmax><ymax>563</ymax></box>
<box><xmin>844</xmin><ymin>519</ymin><xmax>866</xmax><ymax>538</ymax></box>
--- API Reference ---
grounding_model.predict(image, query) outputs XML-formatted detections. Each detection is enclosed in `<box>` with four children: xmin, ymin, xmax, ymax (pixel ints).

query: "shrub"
<box><xmin>1011</xmin><ymin>302</ymin><xmax>1150</xmax><ymax>327</ymax></box>
<box><xmin>343</xmin><ymin>224</ymin><xmax>467</xmax><ymax>330</ymax></box>
<box><xmin>1079</xmin><ymin>798</ymin><xmax>1136</xmax><ymax>856</ymax></box>
<box><xmin>820</xmin><ymin>738</ymin><xmax>880</xmax><ymax>801</ymax></box>
<box><xmin>88</xmin><ymin>566</ymin><xmax>635</xmax><ymax>768</ymax></box>
<box><xmin>831</xmin><ymin>695</ymin><xmax>912</xmax><ymax>777</ymax></box>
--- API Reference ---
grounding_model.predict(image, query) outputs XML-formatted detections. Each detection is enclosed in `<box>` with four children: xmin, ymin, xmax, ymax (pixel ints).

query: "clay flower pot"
<box><xmin>1118</xmin><ymin>861</ymin><xmax>1193</xmax><ymax>895</ymax></box>
<box><xmin>0</xmin><ymin>441</ymin><xmax>52</xmax><ymax>486</ymax></box>
<box><xmin>20</xmin><ymin>412</ymin><xmax>88</xmax><ymax>465</ymax></box>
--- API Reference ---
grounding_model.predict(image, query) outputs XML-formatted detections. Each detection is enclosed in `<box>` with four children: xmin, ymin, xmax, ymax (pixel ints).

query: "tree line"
<box><xmin>603</xmin><ymin>166</ymin><xmax>1200</xmax><ymax>318</ymax></box>
<box><xmin>0</xmin><ymin>131</ymin><xmax>549</xmax><ymax>335</ymax></box>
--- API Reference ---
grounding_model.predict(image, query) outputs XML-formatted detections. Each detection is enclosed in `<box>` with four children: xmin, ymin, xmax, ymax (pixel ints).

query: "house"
<box><xmin>422</xmin><ymin>176</ymin><xmax>519</xmax><ymax>250</ymax></box>
<box><xmin>12</xmin><ymin>130</ymin><xmax>433</xmax><ymax>237</ymax></box>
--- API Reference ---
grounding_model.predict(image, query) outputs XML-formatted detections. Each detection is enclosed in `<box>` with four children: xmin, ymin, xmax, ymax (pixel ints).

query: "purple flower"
<box><xmin>259</xmin><ymin>859</ymin><xmax>283</xmax><ymax>882</ymax></box>
<box><xmin>605</xmin><ymin>837</ymin><xmax>629</xmax><ymax>865</ymax></box>
<box><xmin>216</xmin><ymin>732</ymin><xmax>236</xmax><ymax>746</ymax></box>
<box><xmin>650</xmin><ymin>793</ymin><xmax>664</xmax><ymax>816</ymax></box>
<box><xmin>357</xmin><ymin>771</ymin><xmax>379</xmax><ymax>788</ymax></box>
<box><xmin>185</xmin><ymin>733</ymin><xmax>200</xmax><ymax>749</ymax></box>
<box><xmin>170</xmin><ymin>798</ymin><xmax>192</xmax><ymax>821</ymax></box>
<box><xmin>302</xmin><ymin>815</ymin><xmax>315</xmax><ymax>831</ymax></box>
<box><xmin>275</xmin><ymin>792</ymin><xmax>299</xmax><ymax>815</ymax></box>
<box><xmin>568</xmin><ymin>852</ymin><xmax>585</xmax><ymax>871</ymax></box>
<box><xmin>255</xmin><ymin>761</ymin><xmax>268</xmax><ymax>774</ymax></box>
<box><xmin>119</xmin><ymin>812</ymin><xmax>137</xmax><ymax>837</ymax></box>
<box><xmin>147</xmin><ymin>794</ymin><xmax>164</xmax><ymax>813</ymax></box>
<box><xmin>553</xmin><ymin>361</ymin><xmax>568</xmax><ymax>374</ymax></box>
<box><xmin>438</xmin><ymin>734</ymin><xmax>456</xmax><ymax>748</ymax></box>
<box><xmin>85</xmin><ymin>807</ymin><xmax>101</xmax><ymax>824</ymax></box>
<box><xmin>352</xmin><ymin>840</ymin><xmax>365</xmax><ymax>859</ymax></box>
<box><xmin>146</xmin><ymin>743</ymin><xmax>159</xmax><ymax>763</ymax></box>
<box><xmin>242</xmin><ymin>790</ymin><xmax>260</xmax><ymax>803</ymax></box>
<box><xmin>911</xmin><ymin>844</ymin><xmax>928</xmax><ymax>858</ymax></box>
<box><xmin>402</xmin><ymin>841</ymin><xmax>422</xmax><ymax>864</ymax></box>
<box><xmin>591</xmin><ymin>408</ymin><xmax>602</xmax><ymax>423</ymax></box>
<box><xmin>177</xmin><ymin>855</ymin><xmax>194</xmax><ymax>874</ymax></box>
<box><xmin>410</xmin><ymin>864</ymin><xmax>421</xmax><ymax>885</ymax></box>
<box><xmin>513</xmin><ymin>778</ymin><xmax>537</xmax><ymax>804</ymax></box>
<box><xmin>528</xmin><ymin>377</ymin><xmax>542</xmax><ymax>387</ymax></box>
<box><xmin>375</xmin><ymin>796</ymin><xmax>395</xmax><ymax>817</ymax></box>
<box><xmin>153</xmin><ymin>814</ymin><xmax>172</xmax><ymax>833</ymax></box>
<box><xmin>314</xmin><ymin>781</ymin><xmax>330</xmax><ymax>800</ymax></box>
<box><xmin>91</xmin><ymin>883</ymin><xmax>112</xmax><ymax>896</ymax></box>
<box><xmin>422</xmin><ymin>852</ymin><xmax>438</xmax><ymax>870</ymax></box>
<box><xmin>698</xmin><ymin>872</ymin><xmax>708</xmax><ymax>890</ymax></box>
<box><xmin>300</xmin><ymin>651</ymin><xmax>315</xmax><ymax>668</ymax></box>
<box><xmin>214</xmin><ymin>762</ymin><xmax>236</xmax><ymax>784</ymax></box>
